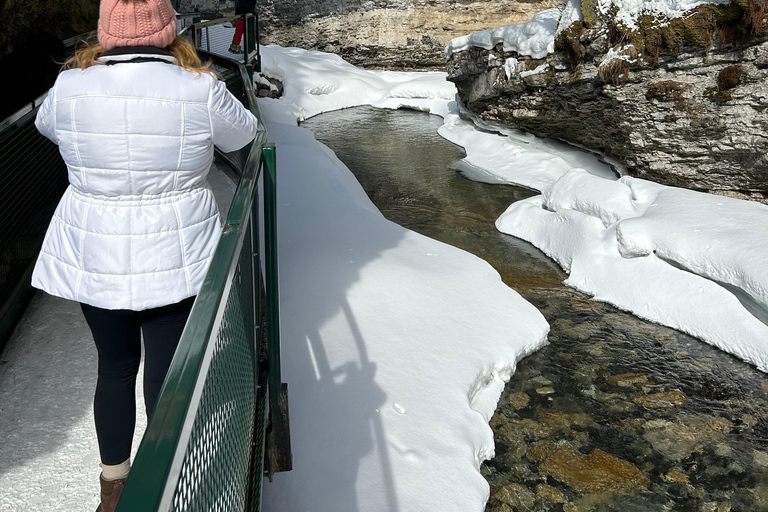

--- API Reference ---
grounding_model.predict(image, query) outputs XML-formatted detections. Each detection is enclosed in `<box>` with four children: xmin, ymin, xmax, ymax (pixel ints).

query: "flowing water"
<box><xmin>302</xmin><ymin>107</ymin><xmax>768</xmax><ymax>512</ymax></box>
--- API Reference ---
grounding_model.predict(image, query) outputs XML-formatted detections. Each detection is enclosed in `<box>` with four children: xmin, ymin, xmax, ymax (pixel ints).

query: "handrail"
<box><xmin>115</xmin><ymin>22</ymin><xmax>290</xmax><ymax>510</ymax></box>
<box><xmin>116</xmin><ymin>116</ymin><xmax>267</xmax><ymax>512</ymax></box>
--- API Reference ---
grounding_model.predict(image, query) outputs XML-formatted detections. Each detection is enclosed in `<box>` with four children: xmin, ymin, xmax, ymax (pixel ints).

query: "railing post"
<box><xmin>262</xmin><ymin>143</ymin><xmax>292</xmax><ymax>478</ymax></box>
<box><xmin>255</xmin><ymin>11</ymin><xmax>261</xmax><ymax>73</ymax></box>
<box><xmin>243</xmin><ymin>14</ymin><xmax>254</xmax><ymax>82</ymax></box>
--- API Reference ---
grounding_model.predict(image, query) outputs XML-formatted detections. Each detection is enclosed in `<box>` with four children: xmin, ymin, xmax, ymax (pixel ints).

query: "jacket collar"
<box><xmin>98</xmin><ymin>46</ymin><xmax>176</xmax><ymax>65</ymax></box>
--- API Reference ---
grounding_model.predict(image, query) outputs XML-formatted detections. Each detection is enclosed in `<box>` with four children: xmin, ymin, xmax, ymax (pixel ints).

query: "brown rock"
<box><xmin>538</xmin><ymin>412</ymin><xmax>594</xmax><ymax>430</ymax></box>
<box><xmin>753</xmin><ymin>450</ymin><xmax>768</xmax><ymax>467</ymax></box>
<box><xmin>662</xmin><ymin>471</ymin><xmax>690</xmax><ymax>484</ymax></box>
<box><xmin>642</xmin><ymin>415</ymin><xmax>733</xmax><ymax>461</ymax></box>
<box><xmin>537</xmin><ymin>483</ymin><xmax>567</xmax><ymax>504</ymax></box>
<box><xmin>539</xmin><ymin>447</ymin><xmax>650</xmax><ymax>496</ymax></box>
<box><xmin>509</xmin><ymin>392</ymin><xmax>530</xmax><ymax>410</ymax></box>
<box><xmin>527</xmin><ymin>442</ymin><xmax>559</xmax><ymax>463</ymax></box>
<box><xmin>490</xmin><ymin>483</ymin><xmax>537</xmax><ymax>511</ymax></box>
<box><xmin>510</xmin><ymin>418</ymin><xmax>555</xmax><ymax>441</ymax></box>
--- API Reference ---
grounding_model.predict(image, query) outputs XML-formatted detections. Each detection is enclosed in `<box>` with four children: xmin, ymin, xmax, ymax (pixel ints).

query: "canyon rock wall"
<box><xmin>447</xmin><ymin>3</ymin><xmax>768</xmax><ymax>201</ymax></box>
<box><xmin>254</xmin><ymin>0</ymin><xmax>560</xmax><ymax>69</ymax></box>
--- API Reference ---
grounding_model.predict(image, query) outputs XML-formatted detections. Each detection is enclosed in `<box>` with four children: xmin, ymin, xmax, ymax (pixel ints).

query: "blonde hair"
<box><xmin>62</xmin><ymin>35</ymin><xmax>213</xmax><ymax>75</ymax></box>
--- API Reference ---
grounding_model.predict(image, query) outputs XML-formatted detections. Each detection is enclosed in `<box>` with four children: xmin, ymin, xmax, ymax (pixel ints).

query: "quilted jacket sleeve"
<box><xmin>208</xmin><ymin>78</ymin><xmax>259</xmax><ymax>153</ymax></box>
<box><xmin>35</xmin><ymin>86</ymin><xmax>57</xmax><ymax>143</ymax></box>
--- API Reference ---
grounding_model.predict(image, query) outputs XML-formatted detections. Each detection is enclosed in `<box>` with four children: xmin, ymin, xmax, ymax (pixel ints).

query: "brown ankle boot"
<box><xmin>96</xmin><ymin>474</ymin><xmax>126</xmax><ymax>512</ymax></box>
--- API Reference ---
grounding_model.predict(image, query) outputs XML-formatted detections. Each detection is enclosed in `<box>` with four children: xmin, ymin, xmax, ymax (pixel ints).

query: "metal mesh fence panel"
<box><xmin>0</xmin><ymin>113</ymin><xmax>68</xmax><ymax>342</ymax></box>
<box><xmin>196</xmin><ymin>22</ymin><xmax>239</xmax><ymax>58</ymax></box>
<box><xmin>171</xmin><ymin>226</ymin><xmax>258</xmax><ymax>512</ymax></box>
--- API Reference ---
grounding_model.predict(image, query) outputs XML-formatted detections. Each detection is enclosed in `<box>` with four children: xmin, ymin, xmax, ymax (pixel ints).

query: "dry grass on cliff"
<box><xmin>615</xmin><ymin>0</ymin><xmax>768</xmax><ymax>63</ymax></box>
<box><xmin>558</xmin><ymin>0</ymin><xmax>767</xmax><ymax>73</ymax></box>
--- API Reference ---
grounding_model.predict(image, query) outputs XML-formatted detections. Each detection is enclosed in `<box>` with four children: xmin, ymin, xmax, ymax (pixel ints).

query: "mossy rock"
<box><xmin>646</xmin><ymin>80</ymin><xmax>692</xmax><ymax>104</ymax></box>
<box><xmin>555</xmin><ymin>22</ymin><xmax>586</xmax><ymax>69</ymax></box>
<box><xmin>581</xmin><ymin>0</ymin><xmax>601</xmax><ymax>28</ymax></box>
<box><xmin>718</xmin><ymin>64</ymin><xmax>746</xmax><ymax>90</ymax></box>
<box><xmin>607</xmin><ymin>0</ymin><xmax>766</xmax><ymax>65</ymax></box>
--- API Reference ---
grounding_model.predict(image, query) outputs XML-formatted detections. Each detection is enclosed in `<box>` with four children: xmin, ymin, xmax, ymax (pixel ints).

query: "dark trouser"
<box><xmin>80</xmin><ymin>297</ymin><xmax>195</xmax><ymax>465</ymax></box>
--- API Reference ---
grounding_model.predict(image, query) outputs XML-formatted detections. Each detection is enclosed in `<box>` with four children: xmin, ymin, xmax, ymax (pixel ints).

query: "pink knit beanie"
<box><xmin>98</xmin><ymin>0</ymin><xmax>177</xmax><ymax>50</ymax></box>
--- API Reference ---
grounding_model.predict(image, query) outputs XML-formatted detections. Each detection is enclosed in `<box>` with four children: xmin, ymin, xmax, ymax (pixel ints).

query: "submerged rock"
<box><xmin>539</xmin><ymin>446</ymin><xmax>650</xmax><ymax>495</ymax></box>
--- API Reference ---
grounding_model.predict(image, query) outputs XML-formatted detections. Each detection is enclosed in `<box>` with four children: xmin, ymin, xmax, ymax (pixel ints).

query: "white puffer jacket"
<box><xmin>32</xmin><ymin>51</ymin><xmax>258</xmax><ymax>311</ymax></box>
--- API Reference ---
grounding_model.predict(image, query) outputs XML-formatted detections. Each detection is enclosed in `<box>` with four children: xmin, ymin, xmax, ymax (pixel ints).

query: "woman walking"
<box><xmin>32</xmin><ymin>0</ymin><xmax>259</xmax><ymax>510</ymax></box>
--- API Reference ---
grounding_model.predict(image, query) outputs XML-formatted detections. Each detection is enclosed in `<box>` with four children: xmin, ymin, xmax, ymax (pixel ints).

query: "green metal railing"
<box><xmin>115</xmin><ymin>24</ymin><xmax>291</xmax><ymax>512</ymax></box>
<box><xmin>0</xmin><ymin>29</ymin><xmax>97</xmax><ymax>353</ymax></box>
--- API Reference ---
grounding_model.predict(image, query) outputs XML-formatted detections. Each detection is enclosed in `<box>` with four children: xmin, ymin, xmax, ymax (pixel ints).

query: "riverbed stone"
<box><xmin>532</xmin><ymin>375</ymin><xmax>553</xmax><ymax>386</ymax></box>
<box><xmin>490</xmin><ymin>483</ymin><xmax>537</xmax><ymax>510</ymax></box>
<box><xmin>502</xmin><ymin>436</ymin><xmax>529</xmax><ymax>463</ymax></box>
<box><xmin>537</xmin><ymin>483</ymin><xmax>567</xmax><ymax>504</ymax></box>
<box><xmin>742</xmin><ymin>414</ymin><xmax>759</xmax><ymax>426</ymax></box>
<box><xmin>714</xmin><ymin>443</ymin><xmax>733</xmax><ymax>457</ymax></box>
<box><xmin>701</xmin><ymin>502</ymin><xmax>732</xmax><ymax>512</ymax></box>
<box><xmin>526</xmin><ymin>441</ymin><xmax>560</xmax><ymax>463</ymax></box>
<box><xmin>634</xmin><ymin>389</ymin><xmax>687</xmax><ymax>408</ymax></box>
<box><xmin>642</xmin><ymin>416</ymin><xmax>733</xmax><ymax>461</ymax></box>
<box><xmin>607</xmin><ymin>373</ymin><xmax>649</xmax><ymax>388</ymax></box>
<box><xmin>539</xmin><ymin>447</ymin><xmax>650</xmax><ymax>496</ymax></box>
<box><xmin>662</xmin><ymin>470</ymin><xmax>690</xmax><ymax>484</ymax></box>
<box><xmin>510</xmin><ymin>418</ymin><xmax>554</xmax><ymax>441</ymax></box>
<box><xmin>750</xmin><ymin>484</ymin><xmax>768</xmax><ymax>509</ymax></box>
<box><xmin>754</xmin><ymin>450</ymin><xmax>768</xmax><ymax>467</ymax></box>
<box><xmin>536</xmin><ymin>386</ymin><xmax>556</xmax><ymax>395</ymax></box>
<box><xmin>538</xmin><ymin>412</ymin><xmax>593</xmax><ymax>430</ymax></box>
<box><xmin>574</xmin><ymin>365</ymin><xmax>600</xmax><ymax>383</ymax></box>
<box><xmin>508</xmin><ymin>392</ymin><xmax>530</xmax><ymax>410</ymax></box>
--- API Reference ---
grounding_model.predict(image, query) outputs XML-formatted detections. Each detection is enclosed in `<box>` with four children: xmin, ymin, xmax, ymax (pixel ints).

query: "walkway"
<box><xmin>0</xmin><ymin>165</ymin><xmax>235</xmax><ymax>511</ymax></box>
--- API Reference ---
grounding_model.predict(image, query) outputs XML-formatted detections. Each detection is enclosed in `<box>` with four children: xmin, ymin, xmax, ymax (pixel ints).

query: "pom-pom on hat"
<box><xmin>98</xmin><ymin>0</ymin><xmax>177</xmax><ymax>50</ymax></box>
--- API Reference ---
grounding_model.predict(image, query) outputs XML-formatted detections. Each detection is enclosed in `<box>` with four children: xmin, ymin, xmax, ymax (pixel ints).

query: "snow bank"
<box><xmin>248</xmin><ymin>44</ymin><xmax>551</xmax><ymax>512</ymax></box>
<box><xmin>497</xmin><ymin>169</ymin><xmax>768</xmax><ymax>371</ymax></box>
<box><xmin>445</xmin><ymin>8</ymin><xmax>561</xmax><ymax>59</ymax></box>
<box><xmin>258</xmin><ymin>46</ymin><xmax>455</xmax><ymax>121</ymax></box>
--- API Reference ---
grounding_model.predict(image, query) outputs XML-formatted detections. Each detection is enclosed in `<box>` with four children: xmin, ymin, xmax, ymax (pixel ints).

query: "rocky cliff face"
<box><xmin>447</xmin><ymin>1</ymin><xmax>768</xmax><ymax>202</ymax></box>
<box><xmin>253</xmin><ymin>0</ymin><xmax>560</xmax><ymax>69</ymax></box>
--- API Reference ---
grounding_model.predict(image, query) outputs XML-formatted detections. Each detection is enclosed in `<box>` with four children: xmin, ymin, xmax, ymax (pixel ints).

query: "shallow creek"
<box><xmin>302</xmin><ymin>107</ymin><xmax>768</xmax><ymax>512</ymax></box>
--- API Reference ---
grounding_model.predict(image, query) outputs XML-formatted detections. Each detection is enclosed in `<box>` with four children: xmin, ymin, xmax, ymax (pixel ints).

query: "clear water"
<box><xmin>302</xmin><ymin>106</ymin><xmax>768</xmax><ymax>512</ymax></box>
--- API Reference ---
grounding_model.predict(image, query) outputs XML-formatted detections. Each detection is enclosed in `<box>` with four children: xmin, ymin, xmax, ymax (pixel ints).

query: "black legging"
<box><xmin>80</xmin><ymin>297</ymin><xmax>195</xmax><ymax>465</ymax></box>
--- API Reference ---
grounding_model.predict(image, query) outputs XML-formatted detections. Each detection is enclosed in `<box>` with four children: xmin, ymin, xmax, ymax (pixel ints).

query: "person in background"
<box><xmin>229</xmin><ymin>0</ymin><xmax>257</xmax><ymax>54</ymax></box>
<box><xmin>33</xmin><ymin>0</ymin><xmax>259</xmax><ymax>510</ymax></box>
